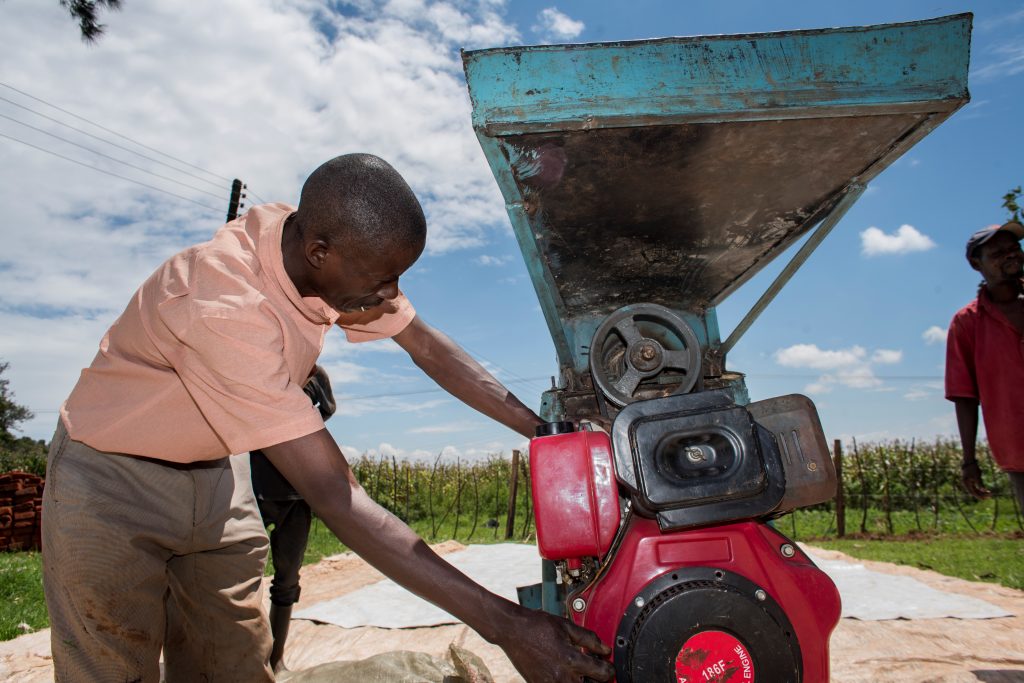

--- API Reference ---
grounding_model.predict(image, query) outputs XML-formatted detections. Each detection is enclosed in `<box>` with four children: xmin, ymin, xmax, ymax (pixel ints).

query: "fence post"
<box><xmin>834</xmin><ymin>439</ymin><xmax>845</xmax><ymax>538</ymax></box>
<box><xmin>505</xmin><ymin>450</ymin><xmax>521</xmax><ymax>539</ymax></box>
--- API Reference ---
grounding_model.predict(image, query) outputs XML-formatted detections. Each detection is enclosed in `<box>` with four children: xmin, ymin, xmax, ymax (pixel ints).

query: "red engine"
<box><xmin>529</xmin><ymin>391</ymin><xmax>842</xmax><ymax>683</ymax></box>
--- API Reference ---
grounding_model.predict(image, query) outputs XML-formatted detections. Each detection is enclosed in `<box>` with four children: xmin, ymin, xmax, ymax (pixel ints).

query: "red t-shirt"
<box><xmin>945</xmin><ymin>288</ymin><xmax>1024</xmax><ymax>472</ymax></box>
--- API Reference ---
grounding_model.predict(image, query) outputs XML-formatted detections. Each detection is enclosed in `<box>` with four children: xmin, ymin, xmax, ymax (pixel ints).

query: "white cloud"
<box><xmin>904</xmin><ymin>381</ymin><xmax>944</xmax><ymax>402</ymax></box>
<box><xmin>804</xmin><ymin>378</ymin><xmax>834</xmax><ymax>395</ymax></box>
<box><xmin>408</xmin><ymin>421</ymin><xmax>482</xmax><ymax>434</ymax></box>
<box><xmin>860</xmin><ymin>224</ymin><xmax>937</xmax><ymax>256</ymax></box>
<box><xmin>922</xmin><ymin>326</ymin><xmax>947</xmax><ymax>345</ymax></box>
<box><xmin>532</xmin><ymin>7</ymin><xmax>584</xmax><ymax>42</ymax></box>
<box><xmin>773</xmin><ymin>344</ymin><xmax>865</xmax><ymax>370</ymax></box>
<box><xmin>978</xmin><ymin>7</ymin><xmax>1024</xmax><ymax>32</ymax></box>
<box><xmin>333</xmin><ymin>396</ymin><xmax>450</xmax><ymax>418</ymax></box>
<box><xmin>0</xmin><ymin>0</ymin><xmax>527</xmax><ymax>440</ymax></box>
<box><xmin>476</xmin><ymin>254</ymin><xmax>512</xmax><ymax>266</ymax></box>
<box><xmin>871</xmin><ymin>349</ymin><xmax>902</xmax><ymax>364</ymax></box>
<box><xmin>339</xmin><ymin>444</ymin><xmax>363</xmax><ymax>460</ymax></box>
<box><xmin>774</xmin><ymin>342</ymin><xmax>902</xmax><ymax>394</ymax></box>
<box><xmin>834</xmin><ymin>365</ymin><xmax>882</xmax><ymax>390</ymax></box>
<box><xmin>971</xmin><ymin>40</ymin><xmax>1024</xmax><ymax>81</ymax></box>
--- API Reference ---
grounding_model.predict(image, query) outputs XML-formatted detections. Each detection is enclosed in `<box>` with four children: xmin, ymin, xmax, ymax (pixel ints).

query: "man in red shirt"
<box><xmin>945</xmin><ymin>219</ymin><xmax>1024</xmax><ymax>511</ymax></box>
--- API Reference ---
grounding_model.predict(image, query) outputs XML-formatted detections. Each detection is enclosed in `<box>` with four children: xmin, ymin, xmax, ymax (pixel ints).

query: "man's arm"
<box><xmin>393</xmin><ymin>315</ymin><xmax>543</xmax><ymax>438</ymax></box>
<box><xmin>953</xmin><ymin>397</ymin><xmax>991</xmax><ymax>499</ymax></box>
<box><xmin>262</xmin><ymin>430</ymin><xmax>613</xmax><ymax>682</ymax></box>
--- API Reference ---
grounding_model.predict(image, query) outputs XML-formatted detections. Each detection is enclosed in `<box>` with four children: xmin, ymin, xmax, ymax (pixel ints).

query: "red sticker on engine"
<box><xmin>674</xmin><ymin>630</ymin><xmax>754</xmax><ymax>683</ymax></box>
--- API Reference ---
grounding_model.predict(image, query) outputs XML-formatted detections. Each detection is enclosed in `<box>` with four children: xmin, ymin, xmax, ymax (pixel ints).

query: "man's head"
<box><xmin>290</xmin><ymin>154</ymin><xmax>427</xmax><ymax>313</ymax></box>
<box><xmin>966</xmin><ymin>221</ymin><xmax>1024</xmax><ymax>287</ymax></box>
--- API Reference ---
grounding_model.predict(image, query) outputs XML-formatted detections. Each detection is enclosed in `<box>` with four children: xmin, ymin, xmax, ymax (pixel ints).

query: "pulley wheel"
<box><xmin>589</xmin><ymin>303</ymin><xmax>701</xmax><ymax>407</ymax></box>
<box><xmin>614</xmin><ymin>567</ymin><xmax>802</xmax><ymax>683</ymax></box>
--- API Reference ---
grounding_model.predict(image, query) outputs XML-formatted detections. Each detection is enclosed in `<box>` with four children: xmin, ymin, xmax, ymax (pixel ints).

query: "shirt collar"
<box><xmin>978</xmin><ymin>280</ymin><xmax>1024</xmax><ymax>331</ymax></box>
<box><xmin>255</xmin><ymin>203</ymin><xmax>341</xmax><ymax>326</ymax></box>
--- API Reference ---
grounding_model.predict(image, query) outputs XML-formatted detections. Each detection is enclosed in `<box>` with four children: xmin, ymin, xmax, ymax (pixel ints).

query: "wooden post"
<box><xmin>505</xmin><ymin>450</ymin><xmax>521</xmax><ymax>539</ymax></box>
<box><xmin>833</xmin><ymin>439</ymin><xmax>845</xmax><ymax>538</ymax></box>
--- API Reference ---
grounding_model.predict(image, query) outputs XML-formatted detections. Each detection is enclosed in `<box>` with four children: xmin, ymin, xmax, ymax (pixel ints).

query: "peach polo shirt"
<box><xmin>60</xmin><ymin>203</ymin><xmax>415</xmax><ymax>462</ymax></box>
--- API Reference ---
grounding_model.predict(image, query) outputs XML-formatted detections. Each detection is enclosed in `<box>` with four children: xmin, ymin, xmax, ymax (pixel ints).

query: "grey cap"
<box><xmin>966</xmin><ymin>220</ymin><xmax>1024</xmax><ymax>261</ymax></box>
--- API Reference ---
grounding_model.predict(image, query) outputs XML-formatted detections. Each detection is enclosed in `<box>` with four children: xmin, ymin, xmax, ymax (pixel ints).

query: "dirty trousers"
<box><xmin>42</xmin><ymin>420</ymin><xmax>274</xmax><ymax>683</ymax></box>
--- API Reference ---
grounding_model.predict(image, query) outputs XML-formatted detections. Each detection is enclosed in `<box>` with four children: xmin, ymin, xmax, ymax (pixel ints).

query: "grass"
<box><xmin>810</xmin><ymin>535</ymin><xmax>1024</xmax><ymax>591</ymax></box>
<box><xmin>6</xmin><ymin>501</ymin><xmax>1022</xmax><ymax>643</ymax></box>
<box><xmin>0</xmin><ymin>551</ymin><xmax>46</xmax><ymax>641</ymax></box>
<box><xmin>266</xmin><ymin>514</ymin><xmax>530</xmax><ymax>573</ymax></box>
<box><xmin>776</xmin><ymin>498</ymin><xmax>1024</xmax><ymax>591</ymax></box>
<box><xmin>777</xmin><ymin>496</ymin><xmax>1023</xmax><ymax>539</ymax></box>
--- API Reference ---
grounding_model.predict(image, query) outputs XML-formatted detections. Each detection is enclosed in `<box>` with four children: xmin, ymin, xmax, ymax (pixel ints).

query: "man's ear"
<box><xmin>968</xmin><ymin>255</ymin><xmax>982</xmax><ymax>272</ymax></box>
<box><xmin>305</xmin><ymin>239</ymin><xmax>331</xmax><ymax>270</ymax></box>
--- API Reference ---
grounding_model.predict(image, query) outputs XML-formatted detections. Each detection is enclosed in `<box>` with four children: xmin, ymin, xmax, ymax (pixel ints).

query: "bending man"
<box><xmin>44</xmin><ymin>154</ymin><xmax>613</xmax><ymax>682</ymax></box>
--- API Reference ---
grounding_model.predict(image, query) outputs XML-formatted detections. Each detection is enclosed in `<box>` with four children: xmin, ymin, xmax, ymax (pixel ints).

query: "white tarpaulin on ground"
<box><xmin>295</xmin><ymin>543</ymin><xmax>1011</xmax><ymax>629</ymax></box>
<box><xmin>804</xmin><ymin>550</ymin><xmax>1011</xmax><ymax>620</ymax></box>
<box><xmin>295</xmin><ymin>544</ymin><xmax>542</xmax><ymax>629</ymax></box>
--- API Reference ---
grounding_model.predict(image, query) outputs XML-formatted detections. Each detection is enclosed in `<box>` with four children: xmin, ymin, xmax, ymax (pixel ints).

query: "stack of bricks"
<box><xmin>0</xmin><ymin>472</ymin><xmax>44</xmax><ymax>552</ymax></box>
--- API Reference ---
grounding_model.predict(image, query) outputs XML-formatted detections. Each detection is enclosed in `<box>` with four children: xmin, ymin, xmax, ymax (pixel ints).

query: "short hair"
<box><xmin>295</xmin><ymin>154</ymin><xmax>426</xmax><ymax>252</ymax></box>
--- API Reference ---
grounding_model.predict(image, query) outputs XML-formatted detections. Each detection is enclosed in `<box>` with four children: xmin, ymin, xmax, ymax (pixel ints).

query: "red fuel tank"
<box><xmin>530</xmin><ymin>430</ymin><xmax>620</xmax><ymax>561</ymax></box>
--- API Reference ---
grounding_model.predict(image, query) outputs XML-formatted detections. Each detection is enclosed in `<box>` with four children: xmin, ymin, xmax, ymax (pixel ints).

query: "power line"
<box><xmin>0</xmin><ymin>132</ymin><xmax>220</xmax><ymax>212</ymax></box>
<box><xmin>247</xmin><ymin>188</ymin><xmax>268</xmax><ymax>204</ymax></box>
<box><xmin>0</xmin><ymin>82</ymin><xmax>232</xmax><ymax>184</ymax></box>
<box><xmin>28</xmin><ymin>375</ymin><xmax>554</xmax><ymax>413</ymax></box>
<box><xmin>458</xmin><ymin>342</ymin><xmax>551</xmax><ymax>396</ymax></box>
<box><xmin>0</xmin><ymin>94</ymin><xmax>226</xmax><ymax>191</ymax></box>
<box><xmin>0</xmin><ymin>113</ymin><xmax>225</xmax><ymax>200</ymax></box>
<box><xmin>340</xmin><ymin>375</ymin><xmax>551</xmax><ymax>401</ymax></box>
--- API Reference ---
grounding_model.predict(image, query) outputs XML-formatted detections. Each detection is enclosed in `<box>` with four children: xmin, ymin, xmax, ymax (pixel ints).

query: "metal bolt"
<box><xmin>686</xmin><ymin>447</ymin><xmax>706</xmax><ymax>464</ymax></box>
<box><xmin>807</xmin><ymin>462</ymin><xmax>818</xmax><ymax>471</ymax></box>
<box><xmin>780</xmin><ymin>544</ymin><xmax>796</xmax><ymax>558</ymax></box>
<box><xmin>640</xmin><ymin>344</ymin><xmax>656</xmax><ymax>360</ymax></box>
<box><xmin>634</xmin><ymin>596</ymin><xmax>645</xmax><ymax>608</ymax></box>
<box><xmin>571</xmin><ymin>598</ymin><xmax>587</xmax><ymax>612</ymax></box>
<box><xmin>754</xmin><ymin>589</ymin><xmax>767</xmax><ymax>602</ymax></box>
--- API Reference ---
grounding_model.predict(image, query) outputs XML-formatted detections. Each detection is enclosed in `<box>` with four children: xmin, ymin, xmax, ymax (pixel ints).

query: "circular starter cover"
<box><xmin>589</xmin><ymin>302</ymin><xmax>702</xmax><ymax>407</ymax></box>
<box><xmin>613</xmin><ymin>567</ymin><xmax>801</xmax><ymax>683</ymax></box>
<box><xmin>675</xmin><ymin>630</ymin><xmax>754</xmax><ymax>682</ymax></box>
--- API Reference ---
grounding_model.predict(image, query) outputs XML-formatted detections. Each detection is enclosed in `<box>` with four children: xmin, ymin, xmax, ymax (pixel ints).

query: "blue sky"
<box><xmin>1</xmin><ymin>0</ymin><xmax>1021</xmax><ymax>461</ymax></box>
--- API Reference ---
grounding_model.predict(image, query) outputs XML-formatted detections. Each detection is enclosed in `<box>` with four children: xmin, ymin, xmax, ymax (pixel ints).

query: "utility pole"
<box><xmin>225</xmin><ymin>178</ymin><xmax>247</xmax><ymax>222</ymax></box>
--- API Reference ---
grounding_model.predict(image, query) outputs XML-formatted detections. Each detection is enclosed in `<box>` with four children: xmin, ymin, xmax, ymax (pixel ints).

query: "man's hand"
<box><xmin>952</xmin><ymin>398</ymin><xmax>989</xmax><ymax>499</ymax></box>
<box><xmin>262</xmin><ymin>429</ymin><xmax>612</xmax><ymax>682</ymax></box>
<box><xmin>961</xmin><ymin>460</ymin><xmax>992</xmax><ymax>500</ymax></box>
<box><xmin>495</xmin><ymin>605</ymin><xmax>614</xmax><ymax>682</ymax></box>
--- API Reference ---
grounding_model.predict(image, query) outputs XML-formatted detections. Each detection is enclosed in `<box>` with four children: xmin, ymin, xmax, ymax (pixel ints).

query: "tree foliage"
<box><xmin>0</xmin><ymin>362</ymin><xmax>33</xmax><ymax>445</ymax></box>
<box><xmin>0</xmin><ymin>362</ymin><xmax>47</xmax><ymax>475</ymax></box>
<box><xmin>59</xmin><ymin>0</ymin><xmax>122</xmax><ymax>43</ymax></box>
<box><xmin>1003</xmin><ymin>185</ymin><xmax>1022</xmax><ymax>223</ymax></box>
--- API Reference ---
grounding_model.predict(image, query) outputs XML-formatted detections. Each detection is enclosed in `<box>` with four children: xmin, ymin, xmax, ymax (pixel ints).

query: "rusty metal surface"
<box><xmin>501</xmin><ymin>113</ymin><xmax>926</xmax><ymax>317</ymax></box>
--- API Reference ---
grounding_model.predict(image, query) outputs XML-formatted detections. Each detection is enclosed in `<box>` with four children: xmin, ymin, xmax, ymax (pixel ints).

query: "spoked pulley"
<box><xmin>589</xmin><ymin>303</ymin><xmax>702</xmax><ymax>407</ymax></box>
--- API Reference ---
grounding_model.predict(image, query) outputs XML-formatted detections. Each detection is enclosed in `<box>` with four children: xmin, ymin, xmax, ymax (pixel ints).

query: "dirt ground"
<box><xmin>1</xmin><ymin>542</ymin><xmax>1021</xmax><ymax>682</ymax></box>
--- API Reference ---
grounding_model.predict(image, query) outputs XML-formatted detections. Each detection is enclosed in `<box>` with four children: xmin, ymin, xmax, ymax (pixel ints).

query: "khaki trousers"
<box><xmin>42</xmin><ymin>420</ymin><xmax>273</xmax><ymax>682</ymax></box>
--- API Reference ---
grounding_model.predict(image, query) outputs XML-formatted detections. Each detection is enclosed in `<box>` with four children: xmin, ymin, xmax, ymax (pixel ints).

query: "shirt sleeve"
<box><xmin>336</xmin><ymin>290</ymin><xmax>416</xmax><ymax>342</ymax></box>
<box><xmin>945</xmin><ymin>309</ymin><xmax>978</xmax><ymax>401</ymax></box>
<box><xmin>167</xmin><ymin>310</ymin><xmax>326</xmax><ymax>454</ymax></box>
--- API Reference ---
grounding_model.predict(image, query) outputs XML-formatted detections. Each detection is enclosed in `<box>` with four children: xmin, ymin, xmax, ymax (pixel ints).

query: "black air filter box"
<box><xmin>612</xmin><ymin>390</ymin><xmax>785</xmax><ymax>531</ymax></box>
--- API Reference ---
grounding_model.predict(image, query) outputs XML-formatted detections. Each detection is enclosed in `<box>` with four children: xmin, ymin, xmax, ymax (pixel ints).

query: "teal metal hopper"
<box><xmin>462</xmin><ymin>14</ymin><xmax>971</xmax><ymax>421</ymax></box>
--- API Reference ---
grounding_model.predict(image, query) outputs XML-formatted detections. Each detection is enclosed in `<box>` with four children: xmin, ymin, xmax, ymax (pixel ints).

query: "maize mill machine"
<box><xmin>463</xmin><ymin>14</ymin><xmax>971</xmax><ymax>682</ymax></box>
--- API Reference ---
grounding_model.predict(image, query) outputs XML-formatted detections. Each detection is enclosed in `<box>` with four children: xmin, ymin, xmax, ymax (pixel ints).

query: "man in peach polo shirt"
<box><xmin>44</xmin><ymin>154</ymin><xmax>613</xmax><ymax>683</ymax></box>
